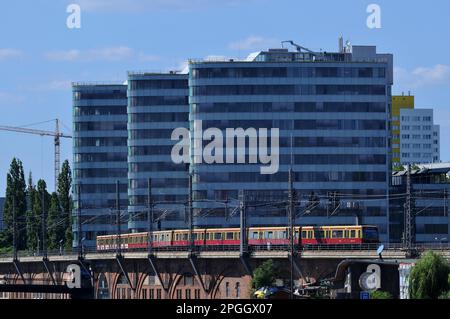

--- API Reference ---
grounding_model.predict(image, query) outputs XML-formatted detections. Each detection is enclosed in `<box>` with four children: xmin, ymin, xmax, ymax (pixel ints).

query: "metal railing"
<box><xmin>2</xmin><ymin>242</ymin><xmax>450</xmax><ymax>259</ymax></box>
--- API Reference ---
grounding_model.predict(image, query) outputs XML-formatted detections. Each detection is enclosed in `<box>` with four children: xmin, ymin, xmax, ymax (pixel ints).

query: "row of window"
<box><xmin>75</xmin><ymin>152</ymin><xmax>127</xmax><ymax>162</ymax></box>
<box><xmin>401</xmin><ymin>134</ymin><xmax>433</xmax><ymax>140</ymax></box>
<box><xmin>191</xmin><ymin>85</ymin><xmax>387</xmax><ymax>96</ymax></box>
<box><xmin>74</xmin><ymin>168</ymin><xmax>127</xmax><ymax>178</ymax></box>
<box><xmin>128</xmin><ymin>79</ymin><xmax>187</xmax><ymax>90</ymax></box>
<box><xmin>198</xmin><ymin>171</ymin><xmax>387</xmax><ymax>183</ymax></box>
<box><xmin>74</xmin><ymin>122</ymin><xmax>127</xmax><ymax>131</ymax></box>
<box><xmin>73</xmin><ymin>90</ymin><xmax>126</xmax><ymax>101</ymax></box>
<box><xmin>191</xmin><ymin>67</ymin><xmax>386</xmax><ymax>79</ymax></box>
<box><xmin>401</xmin><ymin>125</ymin><xmax>433</xmax><ymax>131</ymax></box>
<box><xmin>195</xmin><ymin>119</ymin><xmax>386</xmax><ymax>131</ymax></box>
<box><xmin>129</xmin><ymin>178</ymin><xmax>188</xmax><ymax>189</ymax></box>
<box><xmin>401</xmin><ymin>116</ymin><xmax>432</xmax><ymax>122</ymax></box>
<box><xmin>129</xmin><ymin>96</ymin><xmax>188</xmax><ymax>107</ymax></box>
<box><xmin>192</xmin><ymin>102</ymin><xmax>387</xmax><ymax>114</ymax></box>
<box><xmin>74</xmin><ymin>105</ymin><xmax>127</xmax><ymax>116</ymax></box>
<box><xmin>74</xmin><ymin>137</ymin><xmax>127</xmax><ymax>147</ymax></box>
<box><xmin>128</xmin><ymin>113</ymin><xmax>188</xmax><ymax>123</ymax></box>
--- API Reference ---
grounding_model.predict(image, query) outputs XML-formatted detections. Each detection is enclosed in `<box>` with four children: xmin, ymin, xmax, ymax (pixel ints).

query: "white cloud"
<box><xmin>44</xmin><ymin>47</ymin><xmax>158</xmax><ymax>63</ymax></box>
<box><xmin>395</xmin><ymin>64</ymin><xmax>450</xmax><ymax>88</ymax></box>
<box><xmin>0</xmin><ymin>91</ymin><xmax>25</xmax><ymax>105</ymax></box>
<box><xmin>44</xmin><ymin>49</ymin><xmax>81</xmax><ymax>62</ymax></box>
<box><xmin>31</xmin><ymin>80</ymin><xmax>72</xmax><ymax>92</ymax></box>
<box><xmin>0</xmin><ymin>48</ymin><xmax>24</xmax><ymax>61</ymax></box>
<box><xmin>228</xmin><ymin>36</ymin><xmax>279</xmax><ymax>51</ymax></box>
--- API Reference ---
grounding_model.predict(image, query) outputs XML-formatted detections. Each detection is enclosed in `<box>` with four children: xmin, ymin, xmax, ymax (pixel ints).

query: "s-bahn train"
<box><xmin>96</xmin><ymin>225</ymin><xmax>379</xmax><ymax>251</ymax></box>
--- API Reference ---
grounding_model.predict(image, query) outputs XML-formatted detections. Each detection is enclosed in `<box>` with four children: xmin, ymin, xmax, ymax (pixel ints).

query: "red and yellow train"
<box><xmin>96</xmin><ymin>225</ymin><xmax>379</xmax><ymax>251</ymax></box>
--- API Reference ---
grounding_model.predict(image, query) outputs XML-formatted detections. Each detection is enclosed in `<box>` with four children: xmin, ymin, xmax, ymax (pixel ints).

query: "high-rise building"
<box><xmin>189</xmin><ymin>44</ymin><xmax>393</xmax><ymax>241</ymax></box>
<box><xmin>72</xmin><ymin>83</ymin><xmax>128</xmax><ymax>247</ymax></box>
<box><xmin>392</xmin><ymin>94</ymin><xmax>414</xmax><ymax>167</ymax></box>
<box><xmin>399</xmin><ymin>108</ymin><xmax>440</xmax><ymax>165</ymax></box>
<box><xmin>391</xmin><ymin>163</ymin><xmax>450</xmax><ymax>243</ymax></box>
<box><xmin>127</xmin><ymin>72</ymin><xmax>189</xmax><ymax>232</ymax></box>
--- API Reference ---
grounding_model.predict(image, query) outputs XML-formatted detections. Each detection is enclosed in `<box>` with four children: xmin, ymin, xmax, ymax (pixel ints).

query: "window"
<box><xmin>332</xmin><ymin>230</ymin><xmax>343</xmax><ymax>238</ymax></box>
<box><xmin>225</xmin><ymin>282</ymin><xmax>230</xmax><ymax>298</ymax></box>
<box><xmin>185</xmin><ymin>289</ymin><xmax>191</xmax><ymax>299</ymax></box>
<box><xmin>235</xmin><ymin>283</ymin><xmax>241</xmax><ymax>298</ymax></box>
<box><xmin>156</xmin><ymin>289</ymin><xmax>161</xmax><ymax>299</ymax></box>
<box><xmin>176</xmin><ymin>289</ymin><xmax>182</xmax><ymax>299</ymax></box>
<box><xmin>423</xmin><ymin>116</ymin><xmax>431</xmax><ymax>122</ymax></box>
<box><xmin>142</xmin><ymin>289</ymin><xmax>147</xmax><ymax>299</ymax></box>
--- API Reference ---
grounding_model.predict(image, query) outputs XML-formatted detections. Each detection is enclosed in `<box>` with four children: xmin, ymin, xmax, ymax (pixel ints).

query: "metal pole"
<box><xmin>288</xmin><ymin>168</ymin><xmax>295</xmax><ymax>300</ymax></box>
<box><xmin>403</xmin><ymin>164</ymin><xmax>415</xmax><ymax>253</ymax></box>
<box><xmin>41</xmin><ymin>188</ymin><xmax>47</xmax><ymax>259</ymax></box>
<box><xmin>12</xmin><ymin>195</ymin><xmax>17</xmax><ymax>260</ymax></box>
<box><xmin>239</xmin><ymin>190</ymin><xmax>247</xmax><ymax>255</ymax></box>
<box><xmin>116</xmin><ymin>180</ymin><xmax>121</xmax><ymax>256</ymax></box>
<box><xmin>77</xmin><ymin>183</ymin><xmax>82</xmax><ymax>258</ymax></box>
<box><xmin>147</xmin><ymin>178</ymin><xmax>153</xmax><ymax>256</ymax></box>
<box><xmin>188</xmin><ymin>174</ymin><xmax>194</xmax><ymax>252</ymax></box>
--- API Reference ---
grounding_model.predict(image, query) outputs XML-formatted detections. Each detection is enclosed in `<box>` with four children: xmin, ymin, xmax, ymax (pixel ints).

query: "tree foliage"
<box><xmin>0</xmin><ymin>158</ymin><xmax>27</xmax><ymax>250</ymax></box>
<box><xmin>57</xmin><ymin>160</ymin><xmax>73</xmax><ymax>249</ymax></box>
<box><xmin>47</xmin><ymin>192</ymin><xmax>63</xmax><ymax>250</ymax></box>
<box><xmin>409</xmin><ymin>251</ymin><xmax>450</xmax><ymax>299</ymax></box>
<box><xmin>251</xmin><ymin>259</ymin><xmax>279</xmax><ymax>290</ymax></box>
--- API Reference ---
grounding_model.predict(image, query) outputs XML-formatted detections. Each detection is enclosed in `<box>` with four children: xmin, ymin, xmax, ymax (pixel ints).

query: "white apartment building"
<box><xmin>399</xmin><ymin>108</ymin><xmax>440</xmax><ymax>165</ymax></box>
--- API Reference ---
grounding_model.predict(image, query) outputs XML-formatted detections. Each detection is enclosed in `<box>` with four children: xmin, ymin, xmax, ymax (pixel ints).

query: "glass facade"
<box><xmin>127</xmin><ymin>73</ymin><xmax>189</xmax><ymax>232</ymax></box>
<box><xmin>72</xmin><ymin>84</ymin><xmax>128</xmax><ymax>247</ymax></box>
<box><xmin>189</xmin><ymin>48</ymin><xmax>393</xmax><ymax>241</ymax></box>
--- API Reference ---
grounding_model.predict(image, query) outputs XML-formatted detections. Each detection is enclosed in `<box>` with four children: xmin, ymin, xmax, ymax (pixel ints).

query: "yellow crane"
<box><xmin>0</xmin><ymin>119</ymin><xmax>72</xmax><ymax>189</ymax></box>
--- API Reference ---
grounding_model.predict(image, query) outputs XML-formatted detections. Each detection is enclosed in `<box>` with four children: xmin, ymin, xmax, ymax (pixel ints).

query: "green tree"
<box><xmin>251</xmin><ymin>259</ymin><xmax>279</xmax><ymax>290</ymax></box>
<box><xmin>409</xmin><ymin>251</ymin><xmax>450</xmax><ymax>299</ymax></box>
<box><xmin>47</xmin><ymin>192</ymin><xmax>63</xmax><ymax>250</ymax></box>
<box><xmin>26</xmin><ymin>173</ymin><xmax>38</xmax><ymax>251</ymax></box>
<box><xmin>57</xmin><ymin>160</ymin><xmax>72</xmax><ymax>249</ymax></box>
<box><xmin>0</xmin><ymin>158</ymin><xmax>27</xmax><ymax>250</ymax></box>
<box><xmin>29</xmin><ymin>179</ymin><xmax>50</xmax><ymax>253</ymax></box>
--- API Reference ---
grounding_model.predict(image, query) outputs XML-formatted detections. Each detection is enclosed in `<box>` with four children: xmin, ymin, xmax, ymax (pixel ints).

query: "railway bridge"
<box><xmin>0</xmin><ymin>246</ymin><xmax>448</xmax><ymax>299</ymax></box>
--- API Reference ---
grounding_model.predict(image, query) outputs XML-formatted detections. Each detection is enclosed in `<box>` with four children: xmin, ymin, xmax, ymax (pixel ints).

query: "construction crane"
<box><xmin>281</xmin><ymin>40</ymin><xmax>317</xmax><ymax>54</ymax></box>
<box><xmin>0</xmin><ymin>119</ymin><xmax>72</xmax><ymax>190</ymax></box>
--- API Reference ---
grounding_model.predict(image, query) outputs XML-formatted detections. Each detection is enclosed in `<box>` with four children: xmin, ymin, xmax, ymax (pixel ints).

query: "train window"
<box><xmin>266</xmin><ymin>232</ymin><xmax>273</xmax><ymax>239</ymax></box>
<box><xmin>251</xmin><ymin>232</ymin><xmax>258</xmax><ymax>239</ymax></box>
<box><xmin>332</xmin><ymin>230</ymin><xmax>343</xmax><ymax>238</ymax></box>
<box><xmin>350</xmin><ymin>230</ymin><xmax>356</xmax><ymax>238</ymax></box>
<box><xmin>226</xmin><ymin>233</ymin><xmax>233</xmax><ymax>240</ymax></box>
<box><xmin>214</xmin><ymin>233</ymin><xmax>222</xmax><ymax>240</ymax></box>
<box><xmin>235</xmin><ymin>232</ymin><xmax>240</xmax><ymax>240</ymax></box>
<box><xmin>344</xmin><ymin>230</ymin><xmax>349</xmax><ymax>238</ymax></box>
<box><xmin>301</xmin><ymin>231</ymin><xmax>307</xmax><ymax>238</ymax></box>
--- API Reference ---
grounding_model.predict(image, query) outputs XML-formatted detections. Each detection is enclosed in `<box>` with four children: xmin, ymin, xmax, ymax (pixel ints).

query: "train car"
<box><xmin>172</xmin><ymin>229</ymin><xmax>206</xmax><ymax>247</ymax></box>
<box><xmin>299</xmin><ymin>225</ymin><xmax>379</xmax><ymax>246</ymax></box>
<box><xmin>204</xmin><ymin>228</ymin><xmax>240</xmax><ymax>247</ymax></box>
<box><xmin>247</xmin><ymin>227</ymin><xmax>294</xmax><ymax>247</ymax></box>
<box><xmin>97</xmin><ymin>225</ymin><xmax>379</xmax><ymax>252</ymax></box>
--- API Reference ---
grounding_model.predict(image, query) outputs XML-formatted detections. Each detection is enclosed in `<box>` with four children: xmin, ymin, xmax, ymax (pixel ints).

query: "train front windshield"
<box><xmin>363</xmin><ymin>227</ymin><xmax>379</xmax><ymax>241</ymax></box>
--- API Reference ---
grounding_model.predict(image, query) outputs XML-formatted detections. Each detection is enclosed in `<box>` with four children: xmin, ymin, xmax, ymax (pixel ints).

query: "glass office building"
<box><xmin>127</xmin><ymin>72</ymin><xmax>189</xmax><ymax>232</ymax></box>
<box><xmin>72</xmin><ymin>83</ymin><xmax>128</xmax><ymax>247</ymax></box>
<box><xmin>189</xmin><ymin>45</ymin><xmax>393</xmax><ymax>242</ymax></box>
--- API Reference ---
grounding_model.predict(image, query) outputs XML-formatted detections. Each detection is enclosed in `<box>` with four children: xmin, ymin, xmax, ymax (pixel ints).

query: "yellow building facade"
<box><xmin>392</xmin><ymin>95</ymin><xmax>414</xmax><ymax>166</ymax></box>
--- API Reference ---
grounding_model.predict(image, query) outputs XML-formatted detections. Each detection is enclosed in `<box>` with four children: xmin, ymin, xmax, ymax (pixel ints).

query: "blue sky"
<box><xmin>1</xmin><ymin>0</ymin><xmax>450</xmax><ymax>195</ymax></box>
